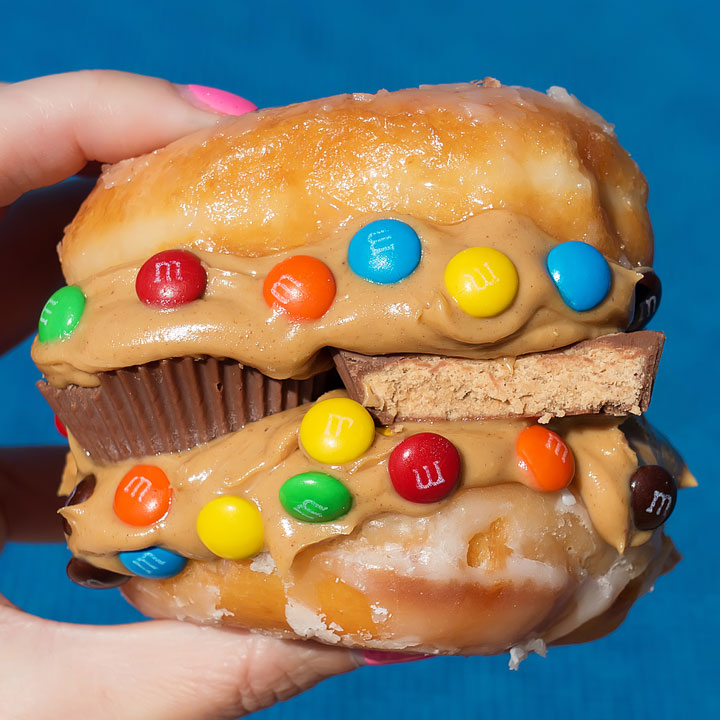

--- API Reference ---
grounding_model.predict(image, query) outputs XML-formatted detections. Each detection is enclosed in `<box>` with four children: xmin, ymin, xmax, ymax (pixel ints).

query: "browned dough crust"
<box><xmin>121</xmin><ymin>484</ymin><xmax>678</xmax><ymax>655</ymax></box>
<box><xmin>60</xmin><ymin>82</ymin><xmax>652</xmax><ymax>285</ymax></box>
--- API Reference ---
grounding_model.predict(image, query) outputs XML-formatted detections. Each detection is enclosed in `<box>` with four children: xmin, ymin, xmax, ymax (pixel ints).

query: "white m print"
<box><xmin>124</xmin><ymin>475</ymin><xmax>153</xmax><ymax>502</ymax></box>
<box><xmin>466</xmin><ymin>262</ymin><xmax>500</xmax><ymax>291</ymax></box>
<box><xmin>154</xmin><ymin>260</ymin><xmax>183</xmax><ymax>283</ymax></box>
<box><xmin>414</xmin><ymin>461</ymin><xmax>445</xmax><ymax>490</ymax></box>
<box><xmin>132</xmin><ymin>553</ymin><xmax>166</xmax><ymax>573</ymax></box>
<box><xmin>646</xmin><ymin>490</ymin><xmax>672</xmax><ymax>516</ymax></box>
<box><xmin>545</xmin><ymin>435</ymin><xmax>569</xmax><ymax>463</ymax></box>
<box><xmin>324</xmin><ymin>414</ymin><xmax>353</xmax><ymax>438</ymax></box>
<box><xmin>270</xmin><ymin>274</ymin><xmax>303</xmax><ymax>304</ymax></box>
<box><xmin>294</xmin><ymin>499</ymin><xmax>329</xmax><ymax>519</ymax></box>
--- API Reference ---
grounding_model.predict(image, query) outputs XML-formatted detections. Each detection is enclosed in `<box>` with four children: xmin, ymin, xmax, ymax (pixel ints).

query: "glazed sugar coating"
<box><xmin>60</xmin><ymin>81</ymin><xmax>651</xmax><ymax>285</ymax></box>
<box><xmin>121</xmin><ymin>485</ymin><xmax>679</xmax><ymax>656</ymax></box>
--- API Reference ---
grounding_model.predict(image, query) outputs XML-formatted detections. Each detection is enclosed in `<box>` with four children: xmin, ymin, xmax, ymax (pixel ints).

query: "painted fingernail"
<box><xmin>361</xmin><ymin>650</ymin><xmax>432</xmax><ymax>665</ymax></box>
<box><xmin>183</xmin><ymin>84</ymin><xmax>257</xmax><ymax>116</ymax></box>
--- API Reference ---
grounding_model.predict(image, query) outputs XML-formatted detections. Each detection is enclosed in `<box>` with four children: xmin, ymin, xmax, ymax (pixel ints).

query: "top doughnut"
<box><xmin>61</xmin><ymin>79</ymin><xmax>651</xmax><ymax>284</ymax></box>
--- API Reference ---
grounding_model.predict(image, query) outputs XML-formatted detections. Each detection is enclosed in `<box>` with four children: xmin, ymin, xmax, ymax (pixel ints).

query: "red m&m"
<box><xmin>263</xmin><ymin>255</ymin><xmax>336</xmax><ymax>321</ymax></box>
<box><xmin>388</xmin><ymin>433</ymin><xmax>460</xmax><ymax>503</ymax></box>
<box><xmin>136</xmin><ymin>250</ymin><xmax>207</xmax><ymax>308</ymax></box>
<box><xmin>516</xmin><ymin>425</ymin><xmax>575</xmax><ymax>492</ymax></box>
<box><xmin>54</xmin><ymin>415</ymin><xmax>68</xmax><ymax>438</ymax></box>
<box><xmin>113</xmin><ymin>465</ymin><xmax>172</xmax><ymax>526</ymax></box>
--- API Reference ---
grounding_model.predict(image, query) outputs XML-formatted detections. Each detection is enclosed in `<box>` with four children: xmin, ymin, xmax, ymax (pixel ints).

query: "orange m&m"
<box><xmin>263</xmin><ymin>255</ymin><xmax>336</xmax><ymax>321</ymax></box>
<box><xmin>113</xmin><ymin>465</ymin><xmax>172</xmax><ymax>526</ymax></box>
<box><xmin>516</xmin><ymin>425</ymin><xmax>575</xmax><ymax>492</ymax></box>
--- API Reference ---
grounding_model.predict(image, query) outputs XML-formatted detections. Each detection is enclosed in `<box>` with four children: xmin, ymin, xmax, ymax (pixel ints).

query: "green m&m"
<box><xmin>38</xmin><ymin>286</ymin><xmax>86</xmax><ymax>343</ymax></box>
<box><xmin>279</xmin><ymin>472</ymin><xmax>353</xmax><ymax>523</ymax></box>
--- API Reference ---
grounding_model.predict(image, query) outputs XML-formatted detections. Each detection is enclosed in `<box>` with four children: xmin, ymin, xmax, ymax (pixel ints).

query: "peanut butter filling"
<box><xmin>33</xmin><ymin>210</ymin><xmax>638</xmax><ymax>388</ymax></box>
<box><xmin>59</xmin><ymin>392</ymin><xmax>694</xmax><ymax>577</ymax></box>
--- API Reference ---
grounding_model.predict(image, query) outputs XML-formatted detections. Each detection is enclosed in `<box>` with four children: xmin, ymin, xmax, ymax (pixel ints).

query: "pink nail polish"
<box><xmin>184</xmin><ymin>84</ymin><xmax>257</xmax><ymax>116</ymax></box>
<box><xmin>362</xmin><ymin>650</ymin><xmax>432</xmax><ymax>666</ymax></box>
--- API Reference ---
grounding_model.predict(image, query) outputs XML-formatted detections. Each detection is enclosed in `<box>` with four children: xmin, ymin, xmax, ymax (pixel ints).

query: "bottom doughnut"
<box><xmin>122</xmin><ymin>484</ymin><xmax>678</xmax><ymax>657</ymax></box>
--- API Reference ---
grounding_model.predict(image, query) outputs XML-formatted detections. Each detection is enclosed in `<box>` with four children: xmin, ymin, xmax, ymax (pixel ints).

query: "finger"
<box><xmin>0</xmin><ymin>605</ymin><xmax>359</xmax><ymax>720</ymax></box>
<box><xmin>0</xmin><ymin>446</ymin><xmax>67</xmax><ymax>543</ymax></box>
<box><xmin>0</xmin><ymin>71</ymin><xmax>249</xmax><ymax>205</ymax></box>
<box><xmin>0</xmin><ymin>179</ymin><xmax>95</xmax><ymax>354</ymax></box>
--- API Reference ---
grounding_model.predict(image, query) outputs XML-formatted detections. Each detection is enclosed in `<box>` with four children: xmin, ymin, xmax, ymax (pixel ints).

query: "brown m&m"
<box><xmin>62</xmin><ymin>475</ymin><xmax>97</xmax><ymax>536</ymax></box>
<box><xmin>66</xmin><ymin>557</ymin><xmax>129</xmax><ymax>589</ymax></box>
<box><xmin>629</xmin><ymin>465</ymin><xmax>677</xmax><ymax>530</ymax></box>
<box><xmin>627</xmin><ymin>270</ymin><xmax>661</xmax><ymax>332</ymax></box>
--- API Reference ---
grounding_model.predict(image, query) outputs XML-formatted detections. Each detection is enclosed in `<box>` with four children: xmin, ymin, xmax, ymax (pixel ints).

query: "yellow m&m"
<box><xmin>196</xmin><ymin>497</ymin><xmax>264</xmax><ymax>560</ymax></box>
<box><xmin>300</xmin><ymin>397</ymin><xmax>375</xmax><ymax>465</ymax></box>
<box><xmin>444</xmin><ymin>247</ymin><xmax>519</xmax><ymax>317</ymax></box>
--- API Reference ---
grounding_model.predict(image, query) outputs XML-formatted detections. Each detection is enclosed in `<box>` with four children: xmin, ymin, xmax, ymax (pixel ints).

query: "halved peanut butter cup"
<box><xmin>39</xmin><ymin>357</ymin><xmax>336</xmax><ymax>463</ymax></box>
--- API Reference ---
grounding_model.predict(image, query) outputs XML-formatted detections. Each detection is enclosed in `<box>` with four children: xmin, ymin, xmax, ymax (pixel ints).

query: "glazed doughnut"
<box><xmin>33</xmin><ymin>79</ymin><xmax>694</xmax><ymax>661</ymax></box>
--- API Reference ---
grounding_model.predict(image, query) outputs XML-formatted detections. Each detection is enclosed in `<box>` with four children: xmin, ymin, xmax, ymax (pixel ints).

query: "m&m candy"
<box><xmin>65</xmin><ymin>474</ymin><xmax>96</xmax><ymax>509</ymax></box>
<box><xmin>629</xmin><ymin>465</ymin><xmax>676</xmax><ymax>530</ymax></box>
<box><xmin>196</xmin><ymin>496</ymin><xmax>264</xmax><ymax>560</ymax></box>
<box><xmin>299</xmin><ymin>397</ymin><xmax>375</xmax><ymax>465</ymax></box>
<box><xmin>546</xmin><ymin>241</ymin><xmax>611</xmax><ymax>312</ymax></box>
<box><xmin>516</xmin><ymin>425</ymin><xmax>575</xmax><ymax>492</ymax></box>
<box><xmin>118</xmin><ymin>547</ymin><xmax>187</xmax><ymax>578</ymax></box>
<box><xmin>444</xmin><ymin>247</ymin><xmax>519</xmax><ymax>317</ymax></box>
<box><xmin>388</xmin><ymin>433</ymin><xmax>461</xmax><ymax>503</ymax></box>
<box><xmin>113</xmin><ymin>465</ymin><xmax>172</xmax><ymax>527</ymax></box>
<box><xmin>279</xmin><ymin>472</ymin><xmax>353</xmax><ymax>522</ymax></box>
<box><xmin>38</xmin><ymin>285</ymin><xmax>86</xmax><ymax>342</ymax></box>
<box><xmin>348</xmin><ymin>219</ymin><xmax>422</xmax><ymax>284</ymax></box>
<box><xmin>54</xmin><ymin>415</ymin><xmax>68</xmax><ymax>438</ymax></box>
<box><xmin>263</xmin><ymin>255</ymin><xmax>336</xmax><ymax>321</ymax></box>
<box><xmin>62</xmin><ymin>474</ymin><xmax>96</xmax><ymax>536</ymax></box>
<box><xmin>136</xmin><ymin>249</ymin><xmax>207</xmax><ymax>308</ymax></box>
<box><xmin>627</xmin><ymin>270</ymin><xmax>661</xmax><ymax>332</ymax></box>
<box><xmin>66</xmin><ymin>557</ymin><xmax>129</xmax><ymax>589</ymax></box>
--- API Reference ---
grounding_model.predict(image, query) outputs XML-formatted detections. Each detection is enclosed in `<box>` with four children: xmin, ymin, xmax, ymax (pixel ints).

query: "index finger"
<box><xmin>0</xmin><ymin>71</ymin><xmax>243</xmax><ymax>206</ymax></box>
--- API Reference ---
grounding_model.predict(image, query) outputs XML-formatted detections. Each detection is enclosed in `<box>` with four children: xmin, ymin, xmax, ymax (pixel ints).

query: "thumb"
<box><xmin>0</xmin><ymin>603</ymin><xmax>358</xmax><ymax>720</ymax></box>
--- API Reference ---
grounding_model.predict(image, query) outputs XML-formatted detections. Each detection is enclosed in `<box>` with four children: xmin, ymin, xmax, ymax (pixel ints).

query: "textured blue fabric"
<box><xmin>0</xmin><ymin>1</ymin><xmax>716</xmax><ymax>717</ymax></box>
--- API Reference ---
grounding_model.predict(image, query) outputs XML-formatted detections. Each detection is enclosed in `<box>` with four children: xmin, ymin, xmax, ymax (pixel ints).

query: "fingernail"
<box><xmin>360</xmin><ymin>650</ymin><xmax>433</xmax><ymax>666</ymax></box>
<box><xmin>182</xmin><ymin>84</ymin><xmax>257</xmax><ymax>116</ymax></box>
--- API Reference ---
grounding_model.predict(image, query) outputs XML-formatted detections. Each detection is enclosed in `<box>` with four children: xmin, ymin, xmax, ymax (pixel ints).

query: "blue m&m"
<box><xmin>348</xmin><ymin>219</ymin><xmax>422</xmax><ymax>284</ymax></box>
<box><xmin>546</xmin><ymin>241</ymin><xmax>611</xmax><ymax>312</ymax></box>
<box><xmin>118</xmin><ymin>547</ymin><xmax>187</xmax><ymax>578</ymax></box>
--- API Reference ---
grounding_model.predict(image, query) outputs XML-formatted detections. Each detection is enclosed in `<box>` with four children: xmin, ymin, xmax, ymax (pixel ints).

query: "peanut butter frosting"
<box><xmin>59</xmin><ymin>392</ymin><xmax>694</xmax><ymax>576</ymax></box>
<box><xmin>33</xmin><ymin>210</ymin><xmax>639</xmax><ymax>388</ymax></box>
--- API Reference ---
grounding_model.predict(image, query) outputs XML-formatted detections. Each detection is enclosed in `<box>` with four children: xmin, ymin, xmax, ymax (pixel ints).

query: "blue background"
<box><xmin>1</xmin><ymin>1</ymin><xmax>717</xmax><ymax>717</ymax></box>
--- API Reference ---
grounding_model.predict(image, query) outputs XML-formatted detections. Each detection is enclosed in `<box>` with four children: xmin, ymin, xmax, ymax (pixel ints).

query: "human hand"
<box><xmin>0</xmin><ymin>71</ymin><xmax>359</xmax><ymax>720</ymax></box>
